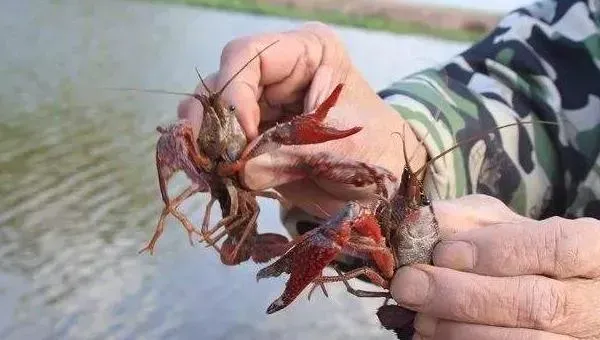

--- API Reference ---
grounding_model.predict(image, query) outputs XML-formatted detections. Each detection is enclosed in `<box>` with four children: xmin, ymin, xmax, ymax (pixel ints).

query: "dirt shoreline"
<box><xmin>258</xmin><ymin>0</ymin><xmax>502</xmax><ymax>34</ymax></box>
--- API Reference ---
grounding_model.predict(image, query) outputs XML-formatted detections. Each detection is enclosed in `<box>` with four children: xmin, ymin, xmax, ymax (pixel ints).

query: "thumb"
<box><xmin>432</xmin><ymin>194</ymin><xmax>529</xmax><ymax>237</ymax></box>
<box><xmin>177</xmin><ymin>96</ymin><xmax>203</xmax><ymax>139</ymax></box>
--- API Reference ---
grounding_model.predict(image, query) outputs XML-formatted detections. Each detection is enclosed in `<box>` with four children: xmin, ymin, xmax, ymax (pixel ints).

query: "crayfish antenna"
<box><xmin>195</xmin><ymin>66</ymin><xmax>213</xmax><ymax>95</ymax></box>
<box><xmin>412</xmin><ymin>119</ymin><xmax>560</xmax><ymax>179</ymax></box>
<box><xmin>216</xmin><ymin>40</ymin><xmax>280</xmax><ymax>97</ymax></box>
<box><xmin>103</xmin><ymin>87</ymin><xmax>202</xmax><ymax>101</ymax></box>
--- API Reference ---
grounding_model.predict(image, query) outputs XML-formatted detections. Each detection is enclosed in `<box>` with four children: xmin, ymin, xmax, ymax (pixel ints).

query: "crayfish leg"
<box><xmin>316</xmin><ymin>266</ymin><xmax>390</xmax><ymax>292</ymax></box>
<box><xmin>140</xmin><ymin>185</ymin><xmax>202</xmax><ymax>254</ymax></box>
<box><xmin>328</xmin><ymin>267</ymin><xmax>391</xmax><ymax>298</ymax></box>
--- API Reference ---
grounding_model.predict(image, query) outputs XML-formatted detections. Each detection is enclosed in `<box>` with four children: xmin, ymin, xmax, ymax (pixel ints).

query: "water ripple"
<box><xmin>0</xmin><ymin>0</ymin><xmax>469</xmax><ymax>339</ymax></box>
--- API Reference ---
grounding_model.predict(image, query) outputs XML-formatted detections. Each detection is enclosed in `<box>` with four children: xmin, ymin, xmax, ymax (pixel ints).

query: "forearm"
<box><xmin>380</xmin><ymin>0</ymin><xmax>600</xmax><ymax>219</ymax></box>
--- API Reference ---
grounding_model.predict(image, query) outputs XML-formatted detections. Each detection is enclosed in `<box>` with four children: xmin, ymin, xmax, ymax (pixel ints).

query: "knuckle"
<box><xmin>542</xmin><ymin>217</ymin><xmax>586</xmax><ymax>278</ymax></box>
<box><xmin>516</xmin><ymin>276</ymin><xmax>568</xmax><ymax>330</ymax></box>
<box><xmin>301</xmin><ymin>21</ymin><xmax>342</xmax><ymax>47</ymax></box>
<box><xmin>302</xmin><ymin>21</ymin><xmax>335</xmax><ymax>35</ymax></box>
<box><xmin>463</xmin><ymin>194</ymin><xmax>506</xmax><ymax>209</ymax></box>
<box><xmin>452</xmin><ymin>289</ymin><xmax>482</xmax><ymax>321</ymax></box>
<box><xmin>221</xmin><ymin>36</ymin><xmax>254</xmax><ymax>64</ymax></box>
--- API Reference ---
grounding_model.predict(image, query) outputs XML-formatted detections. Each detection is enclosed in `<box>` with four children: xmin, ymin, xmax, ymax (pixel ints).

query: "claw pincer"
<box><xmin>256</xmin><ymin>202</ymin><xmax>361</xmax><ymax>313</ymax></box>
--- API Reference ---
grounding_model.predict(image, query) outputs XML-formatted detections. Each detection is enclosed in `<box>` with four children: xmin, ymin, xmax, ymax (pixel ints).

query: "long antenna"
<box><xmin>412</xmin><ymin>120</ymin><xmax>559</xmax><ymax>178</ymax></box>
<box><xmin>216</xmin><ymin>40</ymin><xmax>279</xmax><ymax>96</ymax></box>
<box><xmin>195</xmin><ymin>67</ymin><xmax>212</xmax><ymax>95</ymax></box>
<box><xmin>104</xmin><ymin>87</ymin><xmax>200</xmax><ymax>99</ymax></box>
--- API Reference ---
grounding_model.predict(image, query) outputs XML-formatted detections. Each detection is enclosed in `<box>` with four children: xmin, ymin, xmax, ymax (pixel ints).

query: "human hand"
<box><xmin>390</xmin><ymin>194</ymin><xmax>600</xmax><ymax>340</ymax></box>
<box><xmin>177</xmin><ymin>22</ymin><xmax>426</xmax><ymax>217</ymax></box>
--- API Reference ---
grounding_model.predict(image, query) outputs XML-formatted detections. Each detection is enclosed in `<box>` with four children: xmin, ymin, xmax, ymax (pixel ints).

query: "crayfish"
<box><xmin>139</xmin><ymin>40</ymin><xmax>371</xmax><ymax>266</ymax></box>
<box><xmin>131</xmin><ymin>38</ymin><xmax>556</xmax><ymax>338</ymax></box>
<box><xmin>255</xmin><ymin>120</ymin><xmax>550</xmax><ymax>337</ymax></box>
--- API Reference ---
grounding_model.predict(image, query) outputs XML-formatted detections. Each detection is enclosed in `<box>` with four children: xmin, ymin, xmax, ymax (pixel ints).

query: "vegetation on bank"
<box><xmin>146</xmin><ymin>0</ymin><xmax>487</xmax><ymax>42</ymax></box>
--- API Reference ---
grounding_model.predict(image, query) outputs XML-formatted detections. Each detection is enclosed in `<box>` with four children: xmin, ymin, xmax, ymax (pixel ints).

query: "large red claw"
<box><xmin>256</xmin><ymin>231</ymin><xmax>339</xmax><ymax>314</ymax></box>
<box><xmin>284</xmin><ymin>83</ymin><xmax>361</xmax><ymax>144</ymax></box>
<box><xmin>313</xmin><ymin>83</ymin><xmax>343</xmax><ymax>121</ymax></box>
<box><xmin>290</xmin><ymin>120</ymin><xmax>362</xmax><ymax>145</ymax></box>
<box><xmin>239</xmin><ymin>84</ymin><xmax>362</xmax><ymax>162</ymax></box>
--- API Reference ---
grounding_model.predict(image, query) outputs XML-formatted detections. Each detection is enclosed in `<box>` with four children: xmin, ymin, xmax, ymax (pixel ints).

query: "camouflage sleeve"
<box><xmin>379</xmin><ymin>0</ymin><xmax>600</xmax><ymax>219</ymax></box>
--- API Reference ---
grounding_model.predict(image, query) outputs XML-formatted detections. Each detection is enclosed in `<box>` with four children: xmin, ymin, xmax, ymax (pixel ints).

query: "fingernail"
<box><xmin>414</xmin><ymin>314</ymin><xmax>437</xmax><ymax>337</ymax></box>
<box><xmin>433</xmin><ymin>241</ymin><xmax>474</xmax><ymax>271</ymax></box>
<box><xmin>391</xmin><ymin>266</ymin><xmax>430</xmax><ymax>308</ymax></box>
<box><xmin>412</xmin><ymin>334</ymin><xmax>423</xmax><ymax>340</ymax></box>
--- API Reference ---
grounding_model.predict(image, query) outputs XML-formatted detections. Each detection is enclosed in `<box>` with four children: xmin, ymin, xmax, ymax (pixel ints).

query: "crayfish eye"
<box><xmin>228</xmin><ymin>105</ymin><xmax>236</xmax><ymax>112</ymax></box>
<box><xmin>420</xmin><ymin>193</ymin><xmax>431</xmax><ymax>206</ymax></box>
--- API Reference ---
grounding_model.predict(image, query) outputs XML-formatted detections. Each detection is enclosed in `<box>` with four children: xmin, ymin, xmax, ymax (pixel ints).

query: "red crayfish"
<box><xmin>139</xmin><ymin>41</ymin><xmax>380</xmax><ymax>267</ymax></box>
<box><xmin>130</xmin><ymin>38</ymin><xmax>556</xmax><ymax>338</ymax></box>
<box><xmin>254</xmin><ymin>119</ymin><xmax>551</xmax><ymax>336</ymax></box>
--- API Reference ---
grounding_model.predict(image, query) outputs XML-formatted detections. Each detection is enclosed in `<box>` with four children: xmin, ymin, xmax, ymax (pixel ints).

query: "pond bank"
<box><xmin>147</xmin><ymin>0</ymin><xmax>503</xmax><ymax>41</ymax></box>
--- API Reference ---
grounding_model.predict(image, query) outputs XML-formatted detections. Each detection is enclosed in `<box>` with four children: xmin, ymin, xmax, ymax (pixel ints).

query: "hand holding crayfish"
<box><xmin>177</xmin><ymin>22</ymin><xmax>427</xmax><ymax>218</ymax></box>
<box><xmin>393</xmin><ymin>195</ymin><xmax>600</xmax><ymax>340</ymax></box>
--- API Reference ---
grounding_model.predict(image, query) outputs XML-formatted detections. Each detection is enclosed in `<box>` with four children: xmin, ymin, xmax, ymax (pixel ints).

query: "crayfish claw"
<box><xmin>266</xmin><ymin>297</ymin><xmax>287</xmax><ymax>314</ymax></box>
<box><xmin>256</xmin><ymin>255</ymin><xmax>291</xmax><ymax>282</ymax></box>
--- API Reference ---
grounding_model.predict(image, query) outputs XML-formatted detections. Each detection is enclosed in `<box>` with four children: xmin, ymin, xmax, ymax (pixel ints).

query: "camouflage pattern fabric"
<box><xmin>276</xmin><ymin>1</ymin><xmax>599</xmax><ymax>338</ymax></box>
<box><xmin>282</xmin><ymin>0</ymin><xmax>600</xmax><ymax>236</ymax></box>
<box><xmin>379</xmin><ymin>0</ymin><xmax>600</xmax><ymax>219</ymax></box>
<box><xmin>277</xmin><ymin>1</ymin><xmax>599</xmax><ymax>338</ymax></box>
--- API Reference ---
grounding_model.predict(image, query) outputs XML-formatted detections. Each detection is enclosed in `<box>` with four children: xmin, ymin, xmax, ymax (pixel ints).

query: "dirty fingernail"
<box><xmin>414</xmin><ymin>313</ymin><xmax>437</xmax><ymax>338</ymax></box>
<box><xmin>432</xmin><ymin>241</ymin><xmax>474</xmax><ymax>271</ymax></box>
<box><xmin>391</xmin><ymin>266</ymin><xmax>430</xmax><ymax>308</ymax></box>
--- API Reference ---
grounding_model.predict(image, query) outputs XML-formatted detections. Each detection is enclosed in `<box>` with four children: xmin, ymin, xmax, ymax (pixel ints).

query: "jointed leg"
<box><xmin>227</xmin><ymin>204</ymin><xmax>260</xmax><ymax>264</ymax></box>
<box><xmin>201</xmin><ymin>196</ymin><xmax>217</xmax><ymax>234</ymax></box>
<box><xmin>307</xmin><ymin>282</ymin><xmax>329</xmax><ymax>301</ymax></box>
<box><xmin>140</xmin><ymin>184</ymin><xmax>202</xmax><ymax>254</ymax></box>
<box><xmin>252</xmin><ymin>190</ymin><xmax>291</xmax><ymax>209</ymax></box>
<box><xmin>316</xmin><ymin>267</ymin><xmax>391</xmax><ymax>299</ymax></box>
<box><xmin>204</xmin><ymin>211</ymin><xmax>249</xmax><ymax>246</ymax></box>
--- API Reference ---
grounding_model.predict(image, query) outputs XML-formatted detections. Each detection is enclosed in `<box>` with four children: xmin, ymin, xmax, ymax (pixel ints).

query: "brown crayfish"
<box><xmin>133</xmin><ymin>38</ymin><xmax>554</xmax><ymax>338</ymax></box>
<box><xmin>139</xmin><ymin>41</ymin><xmax>379</xmax><ymax>266</ymax></box>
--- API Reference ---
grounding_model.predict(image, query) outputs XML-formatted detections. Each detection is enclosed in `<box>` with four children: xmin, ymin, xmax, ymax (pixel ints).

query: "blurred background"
<box><xmin>0</xmin><ymin>0</ymin><xmax>532</xmax><ymax>339</ymax></box>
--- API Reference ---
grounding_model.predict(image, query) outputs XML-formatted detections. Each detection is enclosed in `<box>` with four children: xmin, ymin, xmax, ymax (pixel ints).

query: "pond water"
<box><xmin>0</xmin><ymin>0</ymin><xmax>469</xmax><ymax>339</ymax></box>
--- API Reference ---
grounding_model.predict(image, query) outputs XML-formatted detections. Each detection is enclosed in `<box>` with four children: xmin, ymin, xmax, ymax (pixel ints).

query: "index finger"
<box><xmin>433</xmin><ymin>216</ymin><xmax>600</xmax><ymax>278</ymax></box>
<box><xmin>214</xmin><ymin>31</ymin><xmax>317</xmax><ymax>138</ymax></box>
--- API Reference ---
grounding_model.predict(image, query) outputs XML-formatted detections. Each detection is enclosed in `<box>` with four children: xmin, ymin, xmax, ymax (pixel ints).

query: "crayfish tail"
<box><xmin>376</xmin><ymin>304</ymin><xmax>416</xmax><ymax>339</ymax></box>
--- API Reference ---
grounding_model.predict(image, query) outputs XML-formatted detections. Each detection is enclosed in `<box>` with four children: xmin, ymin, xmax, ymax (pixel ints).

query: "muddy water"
<box><xmin>0</xmin><ymin>0</ymin><xmax>468</xmax><ymax>338</ymax></box>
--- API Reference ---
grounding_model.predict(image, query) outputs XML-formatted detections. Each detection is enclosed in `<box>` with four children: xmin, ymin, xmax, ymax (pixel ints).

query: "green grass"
<box><xmin>145</xmin><ymin>0</ymin><xmax>487</xmax><ymax>42</ymax></box>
